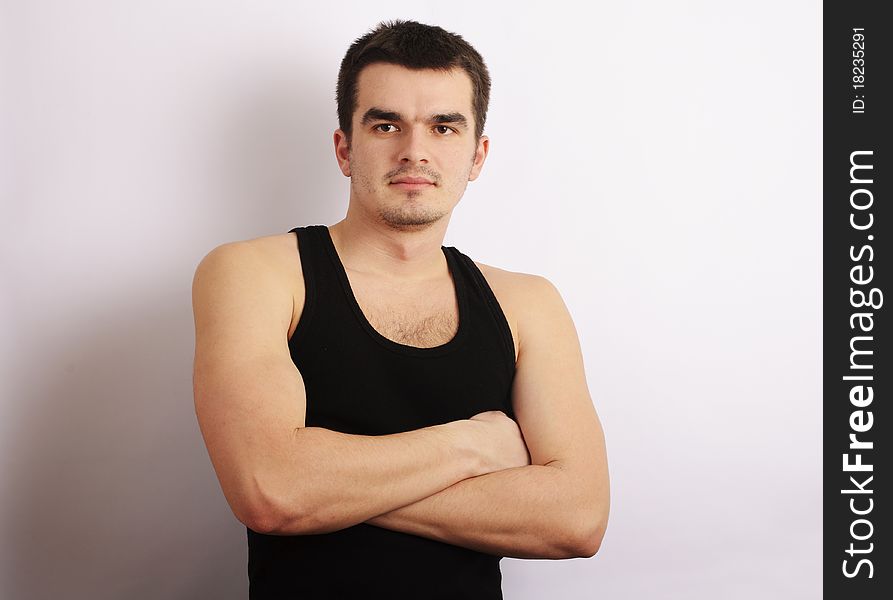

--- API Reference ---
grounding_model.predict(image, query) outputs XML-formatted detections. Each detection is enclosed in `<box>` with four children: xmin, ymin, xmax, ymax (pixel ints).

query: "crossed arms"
<box><xmin>192</xmin><ymin>243</ymin><xmax>610</xmax><ymax>561</ymax></box>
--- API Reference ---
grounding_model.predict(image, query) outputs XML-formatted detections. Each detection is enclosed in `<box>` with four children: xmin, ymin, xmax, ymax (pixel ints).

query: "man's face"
<box><xmin>334</xmin><ymin>62</ymin><xmax>489</xmax><ymax>231</ymax></box>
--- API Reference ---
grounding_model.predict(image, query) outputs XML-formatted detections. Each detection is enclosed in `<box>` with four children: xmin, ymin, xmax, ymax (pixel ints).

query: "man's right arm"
<box><xmin>191</xmin><ymin>242</ymin><xmax>522</xmax><ymax>536</ymax></box>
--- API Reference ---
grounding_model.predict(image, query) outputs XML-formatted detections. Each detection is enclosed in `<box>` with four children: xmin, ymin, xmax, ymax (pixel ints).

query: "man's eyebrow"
<box><xmin>360</xmin><ymin>108</ymin><xmax>469</xmax><ymax>129</ymax></box>
<box><xmin>360</xmin><ymin>108</ymin><xmax>402</xmax><ymax>125</ymax></box>
<box><xmin>432</xmin><ymin>112</ymin><xmax>468</xmax><ymax>129</ymax></box>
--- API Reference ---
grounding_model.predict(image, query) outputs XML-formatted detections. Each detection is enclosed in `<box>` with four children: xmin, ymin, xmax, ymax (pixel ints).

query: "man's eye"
<box><xmin>435</xmin><ymin>125</ymin><xmax>455</xmax><ymax>135</ymax></box>
<box><xmin>375</xmin><ymin>124</ymin><xmax>398</xmax><ymax>133</ymax></box>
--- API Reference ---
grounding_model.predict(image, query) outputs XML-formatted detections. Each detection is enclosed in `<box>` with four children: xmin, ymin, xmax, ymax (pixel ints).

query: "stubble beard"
<box><xmin>377</xmin><ymin>196</ymin><xmax>447</xmax><ymax>230</ymax></box>
<box><xmin>349</xmin><ymin>149</ymin><xmax>475</xmax><ymax>232</ymax></box>
<box><xmin>353</xmin><ymin>172</ymin><xmax>448</xmax><ymax>232</ymax></box>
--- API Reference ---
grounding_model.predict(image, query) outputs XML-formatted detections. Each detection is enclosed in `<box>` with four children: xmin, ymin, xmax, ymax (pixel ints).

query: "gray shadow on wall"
<box><xmin>204</xmin><ymin>65</ymin><xmax>345</xmax><ymax>234</ymax></box>
<box><xmin>3</xmin><ymin>65</ymin><xmax>340</xmax><ymax>599</ymax></box>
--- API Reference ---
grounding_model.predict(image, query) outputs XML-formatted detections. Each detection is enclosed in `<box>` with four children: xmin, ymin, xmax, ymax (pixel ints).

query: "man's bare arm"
<box><xmin>191</xmin><ymin>242</ymin><xmax>525</xmax><ymax>536</ymax></box>
<box><xmin>365</xmin><ymin>463</ymin><xmax>599</xmax><ymax>559</ymax></box>
<box><xmin>364</xmin><ymin>274</ymin><xmax>610</xmax><ymax>558</ymax></box>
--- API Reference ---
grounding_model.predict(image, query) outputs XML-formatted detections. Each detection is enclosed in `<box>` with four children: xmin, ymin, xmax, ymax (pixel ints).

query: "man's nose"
<box><xmin>398</xmin><ymin>126</ymin><xmax>429</xmax><ymax>164</ymax></box>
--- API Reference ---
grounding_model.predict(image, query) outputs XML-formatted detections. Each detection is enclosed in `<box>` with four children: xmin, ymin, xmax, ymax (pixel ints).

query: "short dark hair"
<box><xmin>336</xmin><ymin>20</ymin><xmax>491</xmax><ymax>143</ymax></box>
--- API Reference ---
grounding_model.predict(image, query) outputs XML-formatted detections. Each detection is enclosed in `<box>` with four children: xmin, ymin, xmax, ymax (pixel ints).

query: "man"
<box><xmin>192</xmin><ymin>20</ymin><xmax>609</xmax><ymax>599</ymax></box>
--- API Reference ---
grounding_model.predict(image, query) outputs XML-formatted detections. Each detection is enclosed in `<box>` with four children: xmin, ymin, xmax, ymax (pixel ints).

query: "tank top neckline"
<box><xmin>316</xmin><ymin>225</ymin><xmax>470</xmax><ymax>357</ymax></box>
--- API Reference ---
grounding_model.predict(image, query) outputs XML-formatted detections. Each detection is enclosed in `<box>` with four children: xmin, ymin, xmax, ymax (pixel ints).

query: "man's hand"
<box><xmin>465</xmin><ymin>410</ymin><xmax>531</xmax><ymax>472</ymax></box>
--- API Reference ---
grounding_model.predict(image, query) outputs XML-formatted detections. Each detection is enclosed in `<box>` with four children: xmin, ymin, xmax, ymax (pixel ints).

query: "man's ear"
<box><xmin>334</xmin><ymin>129</ymin><xmax>351</xmax><ymax>177</ymax></box>
<box><xmin>468</xmin><ymin>134</ymin><xmax>490</xmax><ymax>182</ymax></box>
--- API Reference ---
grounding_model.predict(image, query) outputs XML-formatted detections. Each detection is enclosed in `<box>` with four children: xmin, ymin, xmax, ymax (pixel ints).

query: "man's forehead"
<box><xmin>354</xmin><ymin>63</ymin><xmax>473</xmax><ymax>116</ymax></box>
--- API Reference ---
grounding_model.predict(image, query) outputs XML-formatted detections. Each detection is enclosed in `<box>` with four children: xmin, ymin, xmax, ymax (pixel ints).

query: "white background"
<box><xmin>1</xmin><ymin>1</ymin><xmax>821</xmax><ymax>598</ymax></box>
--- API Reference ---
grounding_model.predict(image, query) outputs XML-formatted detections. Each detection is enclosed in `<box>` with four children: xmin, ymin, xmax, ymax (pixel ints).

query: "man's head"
<box><xmin>336</xmin><ymin>20</ymin><xmax>490</xmax><ymax>145</ymax></box>
<box><xmin>333</xmin><ymin>21</ymin><xmax>492</xmax><ymax>232</ymax></box>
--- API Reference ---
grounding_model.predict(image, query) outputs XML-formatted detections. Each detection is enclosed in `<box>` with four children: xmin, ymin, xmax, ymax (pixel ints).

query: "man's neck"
<box><xmin>328</xmin><ymin>217</ymin><xmax>450</xmax><ymax>282</ymax></box>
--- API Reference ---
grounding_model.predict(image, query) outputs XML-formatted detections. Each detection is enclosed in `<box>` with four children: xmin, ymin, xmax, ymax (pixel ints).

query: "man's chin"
<box><xmin>377</xmin><ymin>208</ymin><xmax>445</xmax><ymax>230</ymax></box>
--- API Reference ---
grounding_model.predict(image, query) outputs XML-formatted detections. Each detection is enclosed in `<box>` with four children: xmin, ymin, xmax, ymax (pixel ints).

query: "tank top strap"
<box><xmin>443</xmin><ymin>247</ymin><xmax>516</xmax><ymax>382</ymax></box>
<box><xmin>287</xmin><ymin>225</ymin><xmax>330</xmax><ymax>346</ymax></box>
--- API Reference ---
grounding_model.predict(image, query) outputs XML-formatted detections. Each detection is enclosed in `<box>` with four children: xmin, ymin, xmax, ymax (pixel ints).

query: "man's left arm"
<box><xmin>365</xmin><ymin>275</ymin><xmax>610</xmax><ymax>559</ymax></box>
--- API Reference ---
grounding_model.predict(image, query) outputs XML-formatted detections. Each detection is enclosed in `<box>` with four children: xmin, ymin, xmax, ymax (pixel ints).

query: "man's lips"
<box><xmin>391</xmin><ymin>177</ymin><xmax>434</xmax><ymax>185</ymax></box>
<box><xmin>390</xmin><ymin>177</ymin><xmax>435</xmax><ymax>190</ymax></box>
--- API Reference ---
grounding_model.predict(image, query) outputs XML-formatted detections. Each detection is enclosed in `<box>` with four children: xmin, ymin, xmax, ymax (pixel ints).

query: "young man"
<box><xmin>192</xmin><ymin>20</ymin><xmax>609</xmax><ymax>598</ymax></box>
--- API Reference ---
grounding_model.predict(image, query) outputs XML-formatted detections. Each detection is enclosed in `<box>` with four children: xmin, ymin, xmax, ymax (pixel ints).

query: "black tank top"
<box><xmin>247</xmin><ymin>225</ymin><xmax>517</xmax><ymax>599</ymax></box>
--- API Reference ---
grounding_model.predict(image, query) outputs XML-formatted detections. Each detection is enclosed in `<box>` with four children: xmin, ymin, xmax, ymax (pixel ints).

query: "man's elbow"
<box><xmin>236</xmin><ymin>477</ymin><xmax>309</xmax><ymax>535</ymax></box>
<box><xmin>241</xmin><ymin>506</ymin><xmax>279</xmax><ymax>535</ymax></box>
<box><xmin>574</xmin><ymin>520</ymin><xmax>607</xmax><ymax>558</ymax></box>
<box><xmin>243</xmin><ymin>489</ymin><xmax>342</xmax><ymax>536</ymax></box>
<box><xmin>242</xmin><ymin>500</ymin><xmax>315</xmax><ymax>535</ymax></box>
<box><xmin>569</xmin><ymin>508</ymin><xmax>608</xmax><ymax>558</ymax></box>
<box><xmin>236</xmin><ymin>490</ymin><xmax>288</xmax><ymax>535</ymax></box>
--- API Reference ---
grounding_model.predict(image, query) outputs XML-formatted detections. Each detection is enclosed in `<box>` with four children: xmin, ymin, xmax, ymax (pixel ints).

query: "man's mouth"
<box><xmin>390</xmin><ymin>177</ymin><xmax>435</xmax><ymax>190</ymax></box>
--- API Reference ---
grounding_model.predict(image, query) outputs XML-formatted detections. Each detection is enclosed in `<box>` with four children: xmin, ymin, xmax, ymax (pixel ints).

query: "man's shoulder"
<box><xmin>236</xmin><ymin>230</ymin><xmax>298</xmax><ymax>254</ymax></box>
<box><xmin>468</xmin><ymin>260</ymin><xmax>566</xmax><ymax>361</ymax></box>
<box><xmin>211</xmin><ymin>231</ymin><xmax>301</xmax><ymax>268</ymax></box>
<box><xmin>471</xmin><ymin>259</ymin><xmax>556</xmax><ymax>301</ymax></box>
<box><xmin>470</xmin><ymin>260</ymin><xmax>563</xmax><ymax>323</ymax></box>
<box><xmin>196</xmin><ymin>231</ymin><xmax>303</xmax><ymax>295</ymax></box>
